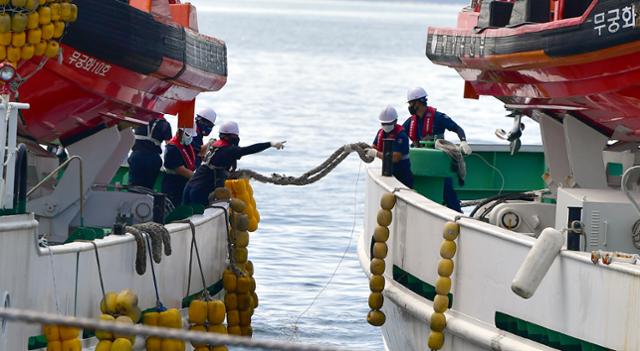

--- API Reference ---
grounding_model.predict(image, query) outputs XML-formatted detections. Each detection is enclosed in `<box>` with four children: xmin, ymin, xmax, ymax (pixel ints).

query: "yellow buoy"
<box><xmin>188</xmin><ymin>299</ymin><xmax>207</xmax><ymax>325</ymax></box>
<box><xmin>38</xmin><ymin>6</ymin><xmax>51</xmax><ymax>25</ymax></box>
<box><xmin>94</xmin><ymin>340</ymin><xmax>112</xmax><ymax>351</ymax></box>
<box><xmin>223</xmin><ymin>271</ymin><xmax>237</xmax><ymax>292</ymax></box>
<box><xmin>237</xmin><ymin>293</ymin><xmax>251</xmax><ymax>310</ymax></box>
<box><xmin>110</xmin><ymin>338</ymin><xmax>132</xmax><ymax>351</ymax></box>
<box><xmin>439</xmin><ymin>240</ymin><xmax>457</xmax><ymax>259</ymax></box>
<box><xmin>245</xmin><ymin>260</ymin><xmax>254</xmax><ymax>276</ymax></box>
<box><xmin>239</xmin><ymin>309</ymin><xmax>252</xmax><ymax>326</ymax></box>
<box><xmin>240</xmin><ymin>325</ymin><xmax>253</xmax><ymax>337</ymax></box>
<box><xmin>34</xmin><ymin>40</ymin><xmax>46</xmax><ymax>56</ymax></box>
<box><xmin>0</xmin><ymin>46</ymin><xmax>7</xmax><ymax>61</ymax></box>
<box><xmin>226</xmin><ymin>310</ymin><xmax>240</xmax><ymax>326</ymax></box>
<box><xmin>368</xmin><ymin>292</ymin><xmax>383</xmax><ymax>309</ymax></box>
<box><xmin>230</xmin><ymin>198</ymin><xmax>246</xmax><ymax>212</ymax></box>
<box><xmin>369</xmin><ymin>274</ymin><xmax>385</xmax><ymax>292</ymax></box>
<box><xmin>145</xmin><ymin>337</ymin><xmax>161</xmax><ymax>351</ymax></box>
<box><xmin>41</xmin><ymin>22</ymin><xmax>54</xmax><ymax>40</ymax></box>
<box><xmin>207</xmin><ymin>324</ymin><xmax>227</xmax><ymax>334</ymax></box>
<box><xmin>52</xmin><ymin>21</ymin><xmax>64</xmax><ymax>39</ymax></box>
<box><xmin>437</xmin><ymin>259</ymin><xmax>454</xmax><ymax>277</ymax></box>
<box><xmin>442</xmin><ymin>221</ymin><xmax>460</xmax><ymax>241</ymax></box>
<box><xmin>21</xmin><ymin>44</ymin><xmax>34</xmax><ymax>60</ymax></box>
<box><xmin>44</xmin><ymin>325</ymin><xmax>60</xmax><ymax>341</ymax></box>
<box><xmin>69</xmin><ymin>4</ymin><xmax>77</xmax><ymax>22</ymax></box>
<box><xmin>430</xmin><ymin>312</ymin><xmax>447</xmax><ymax>332</ymax></box>
<box><xmin>11</xmin><ymin>32</ymin><xmax>25</xmax><ymax>47</ymax></box>
<box><xmin>376</xmin><ymin>209</ymin><xmax>392</xmax><ymax>226</ymax></box>
<box><xmin>95</xmin><ymin>314</ymin><xmax>115</xmax><ymax>340</ymax></box>
<box><xmin>189</xmin><ymin>325</ymin><xmax>207</xmax><ymax>348</ymax></box>
<box><xmin>7</xmin><ymin>46</ymin><xmax>19</xmax><ymax>65</ymax></box>
<box><xmin>46</xmin><ymin>340</ymin><xmax>62</xmax><ymax>351</ymax></box>
<box><xmin>235</xmin><ymin>214</ymin><xmax>249</xmax><ymax>231</ymax></box>
<box><xmin>213</xmin><ymin>187</ymin><xmax>231</xmax><ymax>200</ymax></box>
<box><xmin>27</xmin><ymin>11</ymin><xmax>39</xmax><ymax>30</ymax></box>
<box><xmin>373</xmin><ymin>225</ymin><xmax>389</xmax><ymax>242</ymax></box>
<box><xmin>380</xmin><ymin>192</ymin><xmax>396</xmax><ymax>210</ymax></box>
<box><xmin>50</xmin><ymin>3</ymin><xmax>60</xmax><ymax>21</ymax></box>
<box><xmin>372</xmin><ymin>242</ymin><xmax>388</xmax><ymax>259</ymax></box>
<box><xmin>370</xmin><ymin>258</ymin><xmax>385</xmax><ymax>275</ymax></box>
<box><xmin>27</xmin><ymin>28</ymin><xmax>41</xmax><ymax>45</ymax></box>
<box><xmin>61</xmin><ymin>339</ymin><xmax>81</xmax><ymax>351</ymax></box>
<box><xmin>235</xmin><ymin>230</ymin><xmax>249</xmax><ymax>247</ymax></box>
<box><xmin>433</xmin><ymin>294</ymin><xmax>449</xmax><ymax>313</ymax></box>
<box><xmin>428</xmin><ymin>331</ymin><xmax>445</xmax><ymax>350</ymax></box>
<box><xmin>227</xmin><ymin>325</ymin><xmax>241</xmax><ymax>336</ymax></box>
<box><xmin>435</xmin><ymin>277</ymin><xmax>452</xmax><ymax>295</ymax></box>
<box><xmin>158</xmin><ymin>308</ymin><xmax>182</xmax><ymax>328</ymax></box>
<box><xmin>224</xmin><ymin>293</ymin><xmax>238</xmax><ymax>311</ymax></box>
<box><xmin>234</xmin><ymin>247</ymin><xmax>248</xmax><ymax>264</ymax></box>
<box><xmin>0</xmin><ymin>14</ymin><xmax>11</xmax><ymax>33</ymax></box>
<box><xmin>60</xmin><ymin>2</ymin><xmax>71</xmax><ymax>21</ymax></box>
<box><xmin>11</xmin><ymin>0</ymin><xmax>26</xmax><ymax>7</ymax></box>
<box><xmin>251</xmin><ymin>292</ymin><xmax>259</xmax><ymax>308</ymax></box>
<box><xmin>207</xmin><ymin>300</ymin><xmax>226</xmax><ymax>325</ymax></box>
<box><xmin>367</xmin><ymin>309</ymin><xmax>385</xmax><ymax>327</ymax></box>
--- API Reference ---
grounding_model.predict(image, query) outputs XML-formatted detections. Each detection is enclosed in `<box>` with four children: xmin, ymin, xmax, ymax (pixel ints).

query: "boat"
<box><xmin>0</xmin><ymin>1</ymin><xmax>238</xmax><ymax>349</ymax></box>
<box><xmin>359</xmin><ymin>0</ymin><xmax>640</xmax><ymax>350</ymax></box>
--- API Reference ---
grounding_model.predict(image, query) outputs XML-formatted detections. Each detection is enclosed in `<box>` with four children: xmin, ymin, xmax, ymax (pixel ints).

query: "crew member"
<box><xmin>367</xmin><ymin>105</ymin><xmax>413</xmax><ymax>188</ymax></box>
<box><xmin>182</xmin><ymin>121</ymin><xmax>286</xmax><ymax>206</ymax></box>
<box><xmin>402</xmin><ymin>87</ymin><xmax>470</xmax><ymax>212</ymax></box>
<box><xmin>162</xmin><ymin>128</ymin><xmax>197</xmax><ymax>206</ymax></box>
<box><xmin>192</xmin><ymin>108</ymin><xmax>217</xmax><ymax>166</ymax></box>
<box><xmin>128</xmin><ymin>116</ymin><xmax>172</xmax><ymax>189</ymax></box>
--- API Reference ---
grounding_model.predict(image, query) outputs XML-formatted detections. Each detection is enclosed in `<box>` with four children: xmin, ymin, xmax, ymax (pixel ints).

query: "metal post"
<box><xmin>567</xmin><ymin>207</ymin><xmax>582</xmax><ymax>251</ymax></box>
<box><xmin>381</xmin><ymin>138</ymin><xmax>394</xmax><ymax>177</ymax></box>
<box><xmin>0</xmin><ymin>98</ymin><xmax>29</xmax><ymax>211</ymax></box>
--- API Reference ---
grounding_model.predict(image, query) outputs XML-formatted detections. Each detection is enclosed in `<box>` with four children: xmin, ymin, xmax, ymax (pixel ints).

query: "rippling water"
<box><xmin>186</xmin><ymin>1</ymin><xmax>542</xmax><ymax>349</ymax></box>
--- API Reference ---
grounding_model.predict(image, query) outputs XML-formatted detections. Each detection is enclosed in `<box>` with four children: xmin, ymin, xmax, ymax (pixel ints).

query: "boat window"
<box><xmin>477</xmin><ymin>0</ymin><xmax>515</xmax><ymax>28</ymax></box>
<box><xmin>562</xmin><ymin>0</ymin><xmax>591</xmax><ymax>18</ymax></box>
<box><xmin>508</xmin><ymin>0</ymin><xmax>551</xmax><ymax>25</ymax></box>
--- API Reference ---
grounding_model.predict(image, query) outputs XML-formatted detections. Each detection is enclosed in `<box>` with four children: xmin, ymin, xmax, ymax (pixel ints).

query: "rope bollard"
<box><xmin>427</xmin><ymin>221</ymin><xmax>460</xmax><ymax>350</ymax></box>
<box><xmin>367</xmin><ymin>192</ymin><xmax>396</xmax><ymax>327</ymax></box>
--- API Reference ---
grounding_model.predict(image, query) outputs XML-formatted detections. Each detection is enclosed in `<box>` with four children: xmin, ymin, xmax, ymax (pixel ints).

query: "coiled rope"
<box><xmin>0</xmin><ymin>307</ymin><xmax>361</xmax><ymax>351</ymax></box>
<box><xmin>230</xmin><ymin>142</ymin><xmax>374</xmax><ymax>184</ymax></box>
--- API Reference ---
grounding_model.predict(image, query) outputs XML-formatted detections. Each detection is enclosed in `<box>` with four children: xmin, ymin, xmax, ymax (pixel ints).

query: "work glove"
<box><xmin>460</xmin><ymin>141</ymin><xmax>472</xmax><ymax>155</ymax></box>
<box><xmin>271</xmin><ymin>141</ymin><xmax>286</xmax><ymax>150</ymax></box>
<box><xmin>366</xmin><ymin>148</ymin><xmax>378</xmax><ymax>159</ymax></box>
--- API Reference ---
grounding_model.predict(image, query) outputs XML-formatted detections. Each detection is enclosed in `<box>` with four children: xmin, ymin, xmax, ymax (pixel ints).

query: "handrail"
<box><xmin>26</xmin><ymin>155</ymin><xmax>85</xmax><ymax>226</ymax></box>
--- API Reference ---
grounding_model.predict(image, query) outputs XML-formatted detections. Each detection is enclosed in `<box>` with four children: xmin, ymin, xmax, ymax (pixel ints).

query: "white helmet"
<box><xmin>407</xmin><ymin>87</ymin><xmax>428</xmax><ymax>102</ymax></box>
<box><xmin>196</xmin><ymin>108</ymin><xmax>217</xmax><ymax>124</ymax></box>
<box><xmin>378</xmin><ymin>105</ymin><xmax>398</xmax><ymax>123</ymax></box>
<box><xmin>219</xmin><ymin>121</ymin><xmax>239</xmax><ymax>135</ymax></box>
<box><xmin>181</xmin><ymin>127</ymin><xmax>195</xmax><ymax>137</ymax></box>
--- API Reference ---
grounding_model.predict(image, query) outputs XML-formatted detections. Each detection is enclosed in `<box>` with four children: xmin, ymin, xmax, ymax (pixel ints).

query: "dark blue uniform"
<box><xmin>183</xmin><ymin>142</ymin><xmax>271</xmax><ymax>206</ymax></box>
<box><xmin>191</xmin><ymin>134</ymin><xmax>204</xmax><ymax>167</ymax></box>
<box><xmin>372</xmin><ymin>127</ymin><xmax>413</xmax><ymax>188</ymax></box>
<box><xmin>162</xmin><ymin>144</ymin><xmax>195</xmax><ymax>206</ymax></box>
<box><xmin>128</xmin><ymin>119</ymin><xmax>172</xmax><ymax>189</ymax></box>
<box><xmin>402</xmin><ymin>110</ymin><xmax>464</xmax><ymax>213</ymax></box>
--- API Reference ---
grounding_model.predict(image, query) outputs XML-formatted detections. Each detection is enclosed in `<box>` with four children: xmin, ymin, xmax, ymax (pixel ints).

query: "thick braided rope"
<box><xmin>230</xmin><ymin>142</ymin><xmax>374</xmax><ymax>185</ymax></box>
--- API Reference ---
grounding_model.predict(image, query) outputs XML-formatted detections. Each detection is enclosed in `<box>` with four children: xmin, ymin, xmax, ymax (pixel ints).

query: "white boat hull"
<box><xmin>0</xmin><ymin>207</ymin><xmax>229</xmax><ymax>350</ymax></box>
<box><xmin>359</xmin><ymin>166</ymin><xmax>640</xmax><ymax>351</ymax></box>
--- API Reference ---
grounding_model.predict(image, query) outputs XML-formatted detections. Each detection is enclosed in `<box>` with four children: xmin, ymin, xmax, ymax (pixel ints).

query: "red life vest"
<box><xmin>168</xmin><ymin>135</ymin><xmax>196</xmax><ymax>171</ymax></box>
<box><xmin>408</xmin><ymin>106</ymin><xmax>436</xmax><ymax>143</ymax></box>
<box><xmin>375</xmin><ymin>124</ymin><xmax>404</xmax><ymax>152</ymax></box>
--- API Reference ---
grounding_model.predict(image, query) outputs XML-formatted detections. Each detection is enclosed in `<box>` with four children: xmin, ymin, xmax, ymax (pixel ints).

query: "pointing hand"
<box><xmin>271</xmin><ymin>141</ymin><xmax>287</xmax><ymax>150</ymax></box>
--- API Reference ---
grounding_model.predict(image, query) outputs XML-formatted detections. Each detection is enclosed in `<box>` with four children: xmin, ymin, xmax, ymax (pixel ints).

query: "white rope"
<box><xmin>291</xmin><ymin>161</ymin><xmax>363</xmax><ymax>335</ymax></box>
<box><xmin>46</xmin><ymin>246</ymin><xmax>61</xmax><ymax>314</ymax></box>
<box><xmin>0</xmin><ymin>307</ymin><xmax>362</xmax><ymax>351</ymax></box>
<box><xmin>471</xmin><ymin>153</ymin><xmax>505</xmax><ymax>195</ymax></box>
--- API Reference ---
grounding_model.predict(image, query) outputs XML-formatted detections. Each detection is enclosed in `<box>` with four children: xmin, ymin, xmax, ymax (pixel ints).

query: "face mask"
<box><xmin>181</xmin><ymin>133</ymin><xmax>193</xmax><ymax>145</ymax></box>
<box><xmin>382</xmin><ymin>124</ymin><xmax>395</xmax><ymax>133</ymax></box>
<box><xmin>408</xmin><ymin>103</ymin><xmax>418</xmax><ymax>115</ymax></box>
<box><xmin>229</xmin><ymin>135</ymin><xmax>240</xmax><ymax>145</ymax></box>
<box><xmin>197</xmin><ymin>119</ymin><xmax>213</xmax><ymax>136</ymax></box>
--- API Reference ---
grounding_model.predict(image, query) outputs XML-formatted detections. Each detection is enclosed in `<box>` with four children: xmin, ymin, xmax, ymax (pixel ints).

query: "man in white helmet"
<box><xmin>162</xmin><ymin>127</ymin><xmax>197</xmax><ymax>206</ymax></box>
<box><xmin>193</xmin><ymin>107</ymin><xmax>217</xmax><ymax>166</ymax></box>
<box><xmin>403</xmin><ymin>87</ymin><xmax>471</xmax><ymax>154</ymax></box>
<box><xmin>366</xmin><ymin>105</ymin><xmax>413</xmax><ymax>188</ymax></box>
<box><xmin>403</xmin><ymin>86</ymin><xmax>467</xmax><ymax>212</ymax></box>
<box><xmin>182</xmin><ymin>121</ymin><xmax>286</xmax><ymax>206</ymax></box>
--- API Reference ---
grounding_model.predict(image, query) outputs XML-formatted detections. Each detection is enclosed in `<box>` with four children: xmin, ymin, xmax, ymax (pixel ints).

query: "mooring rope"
<box><xmin>230</xmin><ymin>142</ymin><xmax>374</xmax><ymax>185</ymax></box>
<box><xmin>0</xmin><ymin>307</ymin><xmax>361</xmax><ymax>351</ymax></box>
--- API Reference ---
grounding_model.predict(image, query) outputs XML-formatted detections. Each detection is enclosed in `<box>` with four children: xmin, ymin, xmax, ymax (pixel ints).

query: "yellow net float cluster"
<box><xmin>95</xmin><ymin>289</ymin><xmax>141</xmax><ymax>351</ymax></box>
<box><xmin>0</xmin><ymin>0</ymin><xmax>77</xmax><ymax>67</ymax></box>
<box><xmin>225</xmin><ymin>179</ymin><xmax>260</xmax><ymax>232</ymax></box>
<box><xmin>427</xmin><ymin>221</ymin><xmax>460</xmax><ymax>351</ymax></box>
<box><xmin>142</xmin><ymin>308</ymin><xmax>185</xmax><ymax>351</ymax></box>
<box><xmin>187</xmin><ymin>299</ymin><xmax>229</xmax><ymax>351</ymax></box>
<box><xmin>222</xmin><ymin>264</ymin><xmax>257</xmax><ymax>338</ymax></box>
<box><xmin>367</xmin><ymin>192</ymin><xmax>396</xmax><ymax>327</ymax></box>
<box><xmin>43</xmin><ymin>324</ymin><xmax>81</xmax><ymax>351</ymax></box>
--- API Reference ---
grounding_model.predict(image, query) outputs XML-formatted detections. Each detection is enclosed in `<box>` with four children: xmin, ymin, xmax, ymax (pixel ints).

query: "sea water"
<box><xmin>188</xmin><ymin>0</ymin><xmax>542</xmax><ymax>349</ymax></box>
